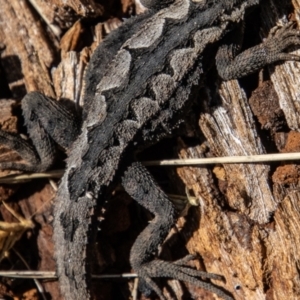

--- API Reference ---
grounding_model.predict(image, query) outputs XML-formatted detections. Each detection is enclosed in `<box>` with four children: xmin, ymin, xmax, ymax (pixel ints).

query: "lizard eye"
<box><xmin>140</xmin><ymin>0</ymin><xmax>174</xmax><ymax>10</ymax></box>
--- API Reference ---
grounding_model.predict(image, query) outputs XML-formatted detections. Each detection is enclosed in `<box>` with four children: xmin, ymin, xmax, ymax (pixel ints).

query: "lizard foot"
<box><xmin>263</xmin><ymin>22</ymin><xmax>300</xmax><ymax>63</ymax></box>
<box><xmin>135</xmin><ymin>257</ymin><xmax>234</xmax><ymax>300</ymax></box>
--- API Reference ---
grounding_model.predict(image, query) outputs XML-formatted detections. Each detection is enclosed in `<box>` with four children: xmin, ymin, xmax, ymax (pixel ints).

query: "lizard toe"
<box><xmin>135</xmin><ymin>259</ymin><xmax>234</xmax><ymax>300</ymax></box>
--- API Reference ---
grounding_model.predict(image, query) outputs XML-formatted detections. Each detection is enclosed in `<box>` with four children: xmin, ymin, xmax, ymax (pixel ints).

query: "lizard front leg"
<box><xmin>216</xmin><ymin>23</ymin><xmax>300</xmax><ymax>80</ymax></box>
<box><xmin>0</xmin><ymin>92</ymin><xmax>80</xmax><ymax>172</ymax></box>
<box><xmin>122</xmin><ymin>162</ymin><xmax>233</xmax><ymax>300</ymax></box>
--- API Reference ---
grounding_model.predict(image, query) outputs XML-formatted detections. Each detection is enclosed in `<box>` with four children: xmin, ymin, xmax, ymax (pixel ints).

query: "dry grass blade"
<box><xmin>0</xmin><ymin>153</ymin><xmax>299</xmax><ymax>184</ymax></box>
<box><xmin>13</xmin><ymin>249</ymin><xmax>47</xmax><ymax>300</ymax></box>
<box><xmin>0</xmin><ymin>170</ymin><xmax>64</xmax><ymax>184</ymax></box>
<box><xmin>0</xmin><ymin>152</ymin><xmax>300</xmax><ymax>184</ymax></box>
<box><xmin>144</xmin><ymin>152</ymin><xmax>300</xmax><ymax>166</ymax></box>
<box><xmin>0</xmin><ymin>270</ymin><xmax>137</xmax><ymax>279</ymax></box>
<box><xmin>0</xmin><ymin>201</ymin><xmax>34</xmax><ymax>261</ymax></box>
<box><xmin>0</xmin><ymin>270</ymin><xmax>56</xmax><ymax>279</ymax></box>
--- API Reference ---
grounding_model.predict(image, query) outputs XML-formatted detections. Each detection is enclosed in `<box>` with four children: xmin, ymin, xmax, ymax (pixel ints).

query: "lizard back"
<box><xmin>53</xmin><ymin>0</ymin><xmax>260</xmax><ymax>298</ymax></box>
<box><xmin>65</xmin><ymin>0</ymin><xmax>240</xmax><ymax>201</ymax></box>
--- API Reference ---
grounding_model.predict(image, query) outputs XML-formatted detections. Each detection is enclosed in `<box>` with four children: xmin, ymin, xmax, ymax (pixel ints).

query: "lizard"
<box><xmin>1</xmin><ymin>0</ymin><xmax>300</xmax><ymax>299</ymax></box>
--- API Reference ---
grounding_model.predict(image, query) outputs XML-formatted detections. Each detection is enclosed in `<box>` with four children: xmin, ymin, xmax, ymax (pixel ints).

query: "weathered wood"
<box><xmin>177</xmin><ymin>1</ymin><xmax>300</xmax><ymax>299</ymax></box>
<box><xmin>0</xmin><ymin>0</ymin><xmax>300</xmax><ymax>299</ymax></box>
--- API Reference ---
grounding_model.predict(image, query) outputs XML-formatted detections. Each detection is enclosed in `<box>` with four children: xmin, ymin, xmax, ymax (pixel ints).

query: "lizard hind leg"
<box><xmin>122</xmin><ymin>162</ymin><xmax>233</xmax><ymax>300</ymax></box>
